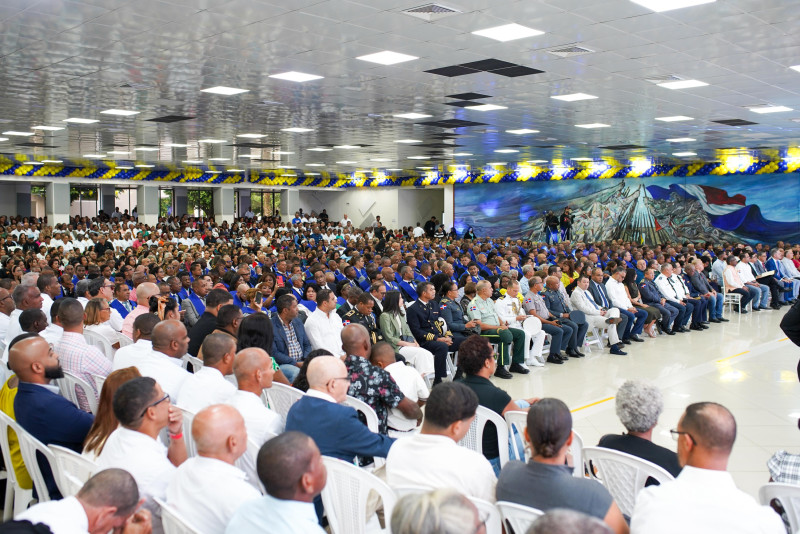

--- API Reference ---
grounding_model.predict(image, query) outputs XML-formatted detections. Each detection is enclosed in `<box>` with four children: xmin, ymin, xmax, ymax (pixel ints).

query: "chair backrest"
<box><xmin>343</xmin><ymin>396</ymin><xmax>380</xmax><ymax>434</ymax></box>
<box><xmin>522</xmin><ymin>316</ymin><xmax>542</xmax><ymax>336</ymax></box>
<box><xmin>82</xmin><ymin>330</ymin><xmax>115</xmax><ymax>361</ymax></box>
<box><xmin>91</xmin><ymin>374</ymin><xmax>106</xmax><ymax>395</ymax></box>
<box><xmin>154</xmin><ymin>497</ymin><xmax>202</xmax><ymax>534</ymax></box>
<box><xmin>321</xmin><ymin>456</ymin><xmax>397</xmax><ymax>534</ymax></box>
<box><xmin>458</xmin><ymin>405</ymin><xmax>509</xmax><ymax>468</ymax></box>
<box><xmin>0</xmin><ymin>411</ymin><xmax>25</xmax><ymax>494</ymax></box>
<box><xmin>181</xmin><ymin>354</ymin><xmax>203</xmax><ymax>373</ymax></box>
<box><xmin>470</xmin><ymin>497</ymin><xmax>503</xmax><ymax>534</ymax></box>
<box><xmin>496</xmin><ymin>501</ymin><xmax>544</xmax><ymax>534</ymax></box>
<box><xmin>57</xmin><ymin>372</ymin><xmax>98</xmax><ymax>414</ymax></box>
<box><xmin>503</xmin><ymin>410</ymin><xmax>529</xmax><ymax>462</ymax></box>
<box><xmin>582</xmin><ymin>446</ymin><xmax>675</xmax><ymax>517</ymax></box>
<box><xmin>571</xmin><ymin>429</ymin><xmax>585</xmax><ymax>478</ymax></box>
<box><xmin>117</xmin><ymin>335</ymin><xmax>133</xmax><ymax>348</ymax></box>
<box><xmin>177</xmin><ymin>407</ymin><xmax>197</xmax><ymax>457</ymax></box>
<box><xmin>264</xmin><ymin>382</ymin><xmax>304</xmax><ymax>425</ymax></box>
<box><xmin>234</xmin><ymin>436</ymin><xmax>271</xmax><ymax>495</ymax></box>
<box><xmin>759</xmin><ymin>482</ymin><xmax>800</xmax><ymax>534</ymax></box>
<box><xmin>16</xmin><ymin>425</ymin><xmax>56</xmax><ymax>502</ymax></box>
<box><xmin>48</xmin><ymin>444</ymin><xmax>98</xmax><ymax>498</ymax></box>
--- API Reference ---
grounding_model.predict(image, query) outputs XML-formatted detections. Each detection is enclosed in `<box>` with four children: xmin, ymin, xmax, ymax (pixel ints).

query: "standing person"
<box><xmin>559</xmin><ymin>207</ymin><xmax>574</xmax><ymax>241</ymax></box>
<box><xmin>545</xmin><ymin>211</ymin><xmax>560</xmax><ymax>244</ymax></box>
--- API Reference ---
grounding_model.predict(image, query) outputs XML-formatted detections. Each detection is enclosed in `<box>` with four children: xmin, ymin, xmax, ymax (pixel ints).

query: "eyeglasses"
<box><xmin>669</xmin><ymin>429</ymin><xmax>694</xmax><ymax>442</ymax></box>
<box><xmin>139</xmin><ymin>393</ymin><xmax>170</xmax><ymax>418</ymax></box>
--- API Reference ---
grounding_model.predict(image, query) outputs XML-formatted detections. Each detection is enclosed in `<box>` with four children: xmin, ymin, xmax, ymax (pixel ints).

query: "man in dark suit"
<box><xmin>639</xmin><ymin>268</ymin><xmax>679</xmax><ymax>334</ymax></box>
<box><xmin>754</xmin><ymin>251</ymin><xmax>786</xmax><ymax>309</ymax></box>
<box><xmin>187</xmin><ymin>288</ymin><xmax>234</xmax><ymax>357</ymax></box>
<box><xmin>406</xmin><ymin>282</ymin><xmax>453</xmax><ymax>384</ymax></box>
<box><xmin>271</xmin><ymin>294</ymin><xmax>312</xmax><ymax>383</ymax></box>
<box><xmin>10</xmin><ymin>333</ymin><xmax>94</xmax><ymax>499</ymax></box>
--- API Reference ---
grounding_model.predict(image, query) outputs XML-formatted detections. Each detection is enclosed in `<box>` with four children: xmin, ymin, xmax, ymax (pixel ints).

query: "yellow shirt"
<box><xmin>0</xmin><ymin>375</ymin><xmax>31</xmax><ymax>489</ymax></box>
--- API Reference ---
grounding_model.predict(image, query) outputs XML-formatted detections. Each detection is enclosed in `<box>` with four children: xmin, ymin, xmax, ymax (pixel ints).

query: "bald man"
<box><xmin>228</xmin><ymin>348</ymin><xmax>283</xmax><ymax>449</ymax></box>
<box><xmin>176</xmin><ymin>333</ymin><xmax>236</xmax><ymax>413</ymax></box>
<box><xmin>631</xmin><ymin>402</ymin><xmax>783</xmax><ymax>533</ymax></box>
<box><xmin>167</xmin><ymin>405</ymin><xmax>260</xmax><ymax>533</ymax></box>
<box><xmin>10</xmin><ymin>335</ymin><xmax>94</xmax><ymax>499</ymax></box>
<box><xmin>134</xmin><ymin>319</ymin><xmax>190</xmax><ymax>399</ymax></box>
<box><xmin>122</xmin><ymin>282</ymin><xmax>159</xmax><ymax>339</ymax></box>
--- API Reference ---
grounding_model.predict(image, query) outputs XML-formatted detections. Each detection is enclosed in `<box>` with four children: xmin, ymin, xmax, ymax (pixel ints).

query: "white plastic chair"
<box><xmin>321</xmin><ymin>456</ymin><xmax>397</xmax><ymax>534</ymax></box>
<box><xmin>583</xmin><ymin>326</ymin><xmax>605</xmax><ymax>353</ymax></box>
<box><xmin>583</xmin><ymin>446</ymin><xmax>675</xmax><ymax>517</ymax></box>
<box><xmin>721</xmin><ymin>283</ymin><xmax>747</xmax><ymax>318</ymax></box>
<box><xmin>234</xmin><ymin>435</ymin><xmax>273</xmax><ymax>495</ymax></box>
<box><xmin>522</xmin><ymin>316</ymin><xmax>546</xmax><ymax>365</ymax></box>
<box><xmin>470</xmin><ymin>497</ymin><xmax>503</xmax><ymax>534</ymax></box>
<box><xmin>458</xmin><ymin>405</ymin><xmax>510</xmax><ymax>468</ymax></box>
<box><xmin>264</xmin><ymin>382</ymin><xmax>304</xmax><ymax>425</ymax></box>
<box><xmin>0</xmin><ymin>411</ymin><xmax>33</xmax><ymax>518</ymax></box>
<box><xmin>177</xmin><ymin>407</ymin><xmax>197</xmax><ymax>457</ymax></box>
<box><xmin>91</xmin><ymin>373</ymin><xmax>106</xmax><ymax>394</ymax></box>
<box><xmin>496</xmin><ymin>501</ymin><xmax>544</xmax><ymax>534</ymax></box>
<box><xmin>436</xmin><ymin>317</ymin><xmax>458</xmax><ymax>380</ymax></box>
<box><xmin>155</xmin><ymin>497</ymin><xmax>202</xmax><ymax>534</ymax></box>
<box><xmin>181</xmin><ymin>354</ymin><xmax>203</xmax><ymax>373</ymax></box>
<box><xmin>504</xmin><ymin>410</ymin><xmax>529</xmax><ymax>462</ymax></box>
<box><xmin>83</xmin><ymin>329</ymin><xmax>115</xmax><ymax>361</ymax></box>
<box><xmin>571</xmin><ymin>429</ymin><xmax>585</xmax><ymax>479</ymax></box>
<box><xmin>759</xmin><ymin>482</ymin><xmax>800</xmax><ymax>534</ymax></box>
<box><xmin>56</xmin><ymin>371</ymin><xmax>98</xmax><ymax>414</ymax></box>
<box><xmin>117</xmin><ymin>335</ymin><xmax>133</xmax><ymax>348</ymax></box>
<box><xmin>48</xmin><ymin>444</ymin><xmax>97</xmax><ymax>497</ymax></box>
<box><xmin>16</xmin><ymin>425</ymin><xmax>56</xmax><ymax>503</ymax></box>
<box><xmin>343</xmin><ymin>395</ymin><xmax>385</xmax><ymax>468</ymax></box>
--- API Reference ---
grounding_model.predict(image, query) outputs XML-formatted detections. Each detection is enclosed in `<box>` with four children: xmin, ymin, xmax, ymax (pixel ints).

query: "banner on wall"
<box><xmin>453</xmin><ymin>173</ymin><xmax>800</xmax><ymax>245</ymax></box>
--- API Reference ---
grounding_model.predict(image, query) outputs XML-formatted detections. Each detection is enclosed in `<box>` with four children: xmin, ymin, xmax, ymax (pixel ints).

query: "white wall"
<box><xmin>298</xmin><ymin>188</ymin><xmax>400</xmax><ymax>229</ymax></box>
<box><xmin>0</xmin><ymin>184</ymin><xmax>16</xmax><ymax>218</ymax></box>
<box><xmin>398</xmin><ymin>188</ymin><xmax>444</xmax><ymax>229</ymax></box>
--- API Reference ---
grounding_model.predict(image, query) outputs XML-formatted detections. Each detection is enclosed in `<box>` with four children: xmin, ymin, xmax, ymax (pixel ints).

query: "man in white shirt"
<box><xmin>570</xmin><ymin>274</ymin><xmax>627</xmax><ymax>355</ymax></box>
<box><xmin>386</xmin><ymin>381</ymin><xmax>496</xmax><ymax>502</ymax></box>
<box><xmin>413</xmin><ymin>223</ymin><xmax>425</xmax><ymax>238</ymax></box>
<box><xmin>5</xmin><ymin>284</ymin><xmax>43</xmax><ymax>347</ymax></box>
<box><xmin>606</xmin><ymin>267</ymin><xmax>647</xmax><ymax>342</ymax></box>
<box><xmin>18</xmin><ymin>468</ymin><xmax>151</xmax><ymax>534</ymax></box>
<box><xmin>37</xmin><ymin>273</ymin><xmax>61</xmax><ymax>325</ymax></box>
<box><xmin>0</xmin><ymin>287</ymin><xmax>14</xmax><ymax>342</ymax></box>
<box><xmin>655</xmin><ymin>264</ymin><xmax>693</xmax><ymax>333</ymax></box>
<box><xmin>114</xmin><ymin>313</ymin><xmax>158</xmax><ymax>371</ymax></box>
<box><xmin>339</xmin><ymin>213</ymin><xmax>352</xmax><ymax>227</ymax></box>
<box><xmin>229</xmin><ymin>347</ymin><xmax>284</xmax><ymax>445</ymax></box>
<box><xmin>631</xmin><ymin>402</ymin><xmax>784</xmax><ymax>533</ymax></box>
<box><xmin>370</xmin><ymin>342</ymin><xmax>428</xmax><ymax>436</ymax></box>
<box><xmin>134</xmin><ymin>319</ymin><xmax>190</xmax><ymax>400</ymax></box>
<box><xmin>176</xmin><ymin>333</ymin><xmax>236</xmax><ymax>413</ymax></box>
<box><xmin>303</xmin><ymin>288</ymin><xmax>344</xmax><ymax>357</ymax></box>
<box><xmin>496</xmin><ymin>280</ymin><xmax>545</xmax><ymax>366</ymax></box>
<box><xmin>736</xmin><ymin>252</ymin><xmax>769</xmax><ymax>310</ymax></box>
<box><xmin>167</xmin><ymin>404</ymin><xmax>260</xmax><ymax>533</ymax></box>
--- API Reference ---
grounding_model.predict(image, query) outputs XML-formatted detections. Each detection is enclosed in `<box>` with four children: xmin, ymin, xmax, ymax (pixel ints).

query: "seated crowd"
<box><xmin>0</xmin><ymin>209</ymin><xmax>792</xmax><ymax>533</ymax></box>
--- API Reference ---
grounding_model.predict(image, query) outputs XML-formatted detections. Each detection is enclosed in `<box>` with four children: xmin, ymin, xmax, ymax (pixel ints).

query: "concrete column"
<box><xmin>136</xmin><ymin>185</ymin><xmax>159</xmax><ymax>226</ymax></box>
<box><xmin>237</xmin><ymin>189</ymin><xmax>250</xmax><ymax>217</ymax></box>
<box><xmin>442</xmin><ymin>184</ymin><xmax>454</xmax><ymax>230</ymax></box>
<box><xmin>15</xmin><ymin>183</ymin><xmax>31</xmax><ymax>219</ymax></box>
<box><xmin>174</xmin><ymin>188</ymin><xmax>188</xmax><ymax>218</ymax></box>
<box><xmin>213</xmin><ymin>188</ymin><xmax>234</xmax><ymax>224</ymax></box>
<box><xmin>280</xmin><ymin>190</ymin><xmax>299</xmax><ymax>219</ymax></box>
<box><xmin>46</xmin><ymin>182</ymin><xmax>70</xmax><ymax>225</ymax></box>
<box><xmin>99</xmin><ymin>185</ymin><xmax>116</xmax><ymax>216</ymax></box>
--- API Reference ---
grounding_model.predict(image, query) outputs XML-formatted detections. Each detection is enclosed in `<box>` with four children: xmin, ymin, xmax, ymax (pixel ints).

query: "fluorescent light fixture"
<box><xmin>62</xmin><ymin>118</ymin><xmax>99</xmax><ymax>124</ymax></box>
<box><xmin>749</xmin><ymin>105</ymin><xmax>793</xmax><ymax>114</ymax></box>
<box><xmin>307</xmin><ymin>147</ymin><xmax>332</xmax><ymax>152</ymax></box>
<box><xmin>108</xmin><ymin>151</ymin><xmax>131</xmax><ymax>155</ymax></box>
<box><xmin>165</xmin><ymin>143</ymin><xmax>191</xmax><ymax>147</ymax></box>
<box><xmin>115</xmin><ymin>166</ymin><xmax>133</xmax><ymax>170</ymax></box>
<box><xmin>134</xmin><ymin>147</ymin><xmax>159</xmax><ymax>152</ymax></box>
<box><xmin>268</xmin><ymin>71</ymin><xmax>323</xmax><ymax>82</ymax></box>
<box><xmin>572</xmin><ymin>157</ymin><xmax>593</xmax><ymax>161</ymax></box>
<box><xmin>305</xmin><ymin>172</ymin><xmax>321</xmax><ymax>176</ymax></box>
<box><xmin>357</xmin><ymin>51</ymin><xmax>418</xmax><ymax>65</ymax></box>
<box><xmin>239</xmin><ymin>154</ymin><xmax>259</xmax><ymax>158</ymax></box>
<box><xmin>655</xmin><ymin>115</ymin><xmax>693</xmax><ymax>122</ymax></box>
<box><xmin>278</xmin><ymin>165</ymin><xmax>295</xmax><ymax>168</ymax></box>
<box><xmin>630</xmin><ymin>0</ymin><xmax>715</xmax><ymax>12</ymax></box>
<box><xmin>387</xmin><ymin>168</ymin><xmax>403</xmax><ymax>171</ymax></box>
<box><xmin>236</xmin><ymin>133</ymin><xmax>265</xmax><ymax>139</ymax></box>
<box><xmin>528</xmin><ymin>160</ymin><xmax>548</xmax><ymax>164</ymax></box>
<box><xmin>334</xmin><ymin>145</ymin><xmax>360</xmax><ymax>149</ymax></box>
<box><xmin>407</xmin><ymin>156</ymin><xmax>428</xmax><ymax>160</ymax></box>
<box><xmin>393</xmin><ymin>112</ymin><xmax>432</xmax><ymax>119</ymax></box>
<box><xmin>465</xmin><ymin>104</ymin><xmax>507</xmax><ymax>111</ymax></box>
<box><xmin>83</xmin><ymin>154</ymin><xmax>106</xmax><ymax>158</ymax></box>
<box><xmin>453</xmin><ymin>152</ymin><xmax>473</xmax><ymax>156</ymax></box>
<box><xmin>201</xmin><ymin>86</ymin><xmax>249</xmax><ymax>95</ymax></box>
<box><xmin>198</xmin><ymin>139</ymin><xmax>226</xmax><ymax>143</ymax></box>
<box><xmin>371</xmin><ymin>158</ymin><xmax>392</xmax><ymax>162</ymax></box>
<box><xmin>495</xmin><ymin>149</ymin><xmax>519</xmax><ymax>153</ymax></box>
<box><xmin>487</xmin><ymin>162</ymin><xmax>507</xmax><ymax>166</ymax></box>
<box><xmin>207</xmin><ymin>171</ymin><xmax>221</xmax><ymax>174</ymax></box>
<box><xmin>666</xmin><ymin>137</ymin><xmax>696</xmax><ymax>142</ymax></box>
<box><xmin>228</xmin><ymin>168</ymin><xmax>245</xmax><ymax>172</ymax></box>
<box><xmin>307</xmin><ymin>163</ymin><xmax>325</xmax><ymax>167</ymax></box>
<box><xmin>630</xmin><ymin>158</ymin><xmax>651</xmax><ymax>173</ymax></box>
<box><xmin>274</xmin><ymin>151</ymin><xmax>294</xmax><ymax>155</ymax></box>
<box><xmin>551</xmin><ymin>93</ymin><xmax>597</xmax><ymax>102</ymax></box>
<box><xmin>135</xmin><ymin>164</ymin><xmax>155</xmax><ymax>168</ymax></box>
<box><xmin>208</xmin><ymin>157</ymin><xmax>230</xmax><ymax>161</ymax></box>
<box><xmin>32</xmin><ymin>125</ymin><xmax>64</xmax><ymax>131</ymax></box>
<box><xmin>472</xmin><ymin>23</ymin><xmax>544</xmax><ymax>42</ymax></box>
<box><xmin>506</xmin><ymin>129</ymin><xmax>539</xmax><ymax>135</ymax></box>
<box><xmin>657</xmin><ymin>79</ymin><xmax>708</xmax><ymax>89</ymax></box>
<box><xmin>575</xmin><ymin>123</ymin><xmax>610</xmax><ymax>128</ymax></box>
<box><xmin>281</xmin><ymin>127</ymin><xmax>314</xmax><ymax>133</ymax></box>
<box><xmin>24</xmin><ymin>161</ymin><xmax>42</xmax><ymax>165</ymax></box>
<box><xmin>417</xmin><ymin>166</ymin><xmax>434</xmax><ymax>170</ymax></box>
<box><xmin>395</xmin><ymin>139</ymin><xmax>421</xmax><ymax>144</ymax></box>
<box><xmin>673</xmin><ymin>151</ymin><xmax>697</xmax><ymax>156</ymax></box>
<box><xmin>183</xmin><ymin>160</ymin><xmax>203</xmax><ymax>164</ymax></box>
<box><xmin>42</xmin><ymin>159</ymin><xmax>63</xmax><ymax>164</ymax></box>
<box><xmin>0</xmin><ymin>138</ymin><xmax>8</xmax><ymax>142</ymax></box>
<box><xmin>100</xmin><ymin>109</ymin><xmax>140</xmax><ymax>116</ymax></box>
<box><xmin>336</xmin><ymin>161</ymin><xmax>357</xmax><ymax>164</ymax></box>
<box><xmin>2</xmin><ymin>131</ymin><xmax>34</xmax><ymax>136</ymax></box>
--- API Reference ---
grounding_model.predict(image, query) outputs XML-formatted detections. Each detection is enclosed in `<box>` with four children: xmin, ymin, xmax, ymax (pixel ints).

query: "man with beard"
<box><xmin>9</xmin><ymin>333</ymin><xmax>94</xmax><ymax>499</ymax></box>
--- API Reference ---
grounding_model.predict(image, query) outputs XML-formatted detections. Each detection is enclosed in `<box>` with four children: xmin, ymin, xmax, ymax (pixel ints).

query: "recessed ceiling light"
<box><xmin>307</xmin><ymin>147</ymin><xmax>332</xmax><ymax>152</ymax></box>
<box><xmin>228</xmin><ymin>168</ymin><xmax>245</xmax><ymax>172</ymax></box>
<box><xmin>749</xmin><ymin>105</ymin><xmax>793</xmax><ymax>114</ymax></box>
<box><xmin>42</xmin><ymin>159</ymin><xmax>63</xmax><ymax>164</ymax></box>
<box><xmin>83</xmin><ymin>154</ymin><xmax>106</xmax><ymax>158</ymax></box>
<box><xmin>108</xmin><ymin>151</ymin><xmax>131</xmax><ymax>155</ymax></box>
<box><xmin>274</xmin><ymin>151</ymin><xmax>294</xmax><ymax>155</ymax></box>
<box><xmin>506</xmin><ymin>129</ymin><xmax>539</xmax><ymax>135</ymax></box>
<box><xmin>673</xmin><ymin>151</ymin><xmax>697</xmax><ymax>156</ymax></box>
<box><xmin>357</xmin><ymin>50</ymin><xmax>418</xmax><ymax>65</ymax></box>
<box><xmin>655</xmin><ymin>116</ymin><xmax>694</xmax><ymax>122</ymax></box>
<box><xmin>572</xmin><ymin>157</ymin><xmax>593</xmax><ymax>161</ymax></box>
<box><xmin>198</xmin><ymin>139</ymin><xmax>226</xmax><ymax>144</ymax></box>
<box><xmin>488</xmin><ymin>162</ymin><xmax>507</xmax><ymax>166</ymax></box>
<box><xmin>32</xmin><ymin>125</ymin><xmax>64</xmax><ymax>131</ymax></box>
<box><xmin>209</xmin><ymin>157</ymin><xmax>230</xmax><ymax>161</ymax></box>
<box><xmin>237</xmin><ymin>133</ymin><xmax>265</xmax><ymax>138</ymax></box>
<box><xmin>575</xmin><ymin>123</ymin><xmax>610</xmax><ymax>128</ymax></box>
<box><xmin>307</xmin><ymin>163</ymin><xmax>325</xmax><ymax>167</ymax></box>
<box><xmin>630</xmin><ymin>0</ymin><xmax>715</xmax><ymax>12</ymax></box>
<box><xmin>183</xmin><ymin>160</ymin><xmax>203</xmax><ymax>164</ymax></box>
<box><xmin>471</xmin><ymin>23</ymin><xmax>544</xmax><ymax>42</ymax></box>
<box><xmin>165</xmin><ymin>143</ymin><xmax>191</xmax><ymax>147</ymax></box>
<box><xmin>551</xmin><ymin>93</ymin><xmax>597</xmax><ymax>102</ymax></box>
<box><xmin>407</xmin><ymin>156</ymin><xmax>428</xmax><ymax>160</ymax></box>
<box><xmin>201</xmin><ymin>86</ymin><xmax>249</xmax><ymax>95</ymax></box>
<box><xmin>395</xmin><ymin>139</ymin><xmax>422</xmax><ymax>144</ymax></box>
<box><xmin>528</xmin><ymin>160</ymin><xmax>548</xmax><ymax>163</ymax></box>
<box><xmin>62</xmin><ymin>118</ymin><xmax>99</xmax><ymax>124</ymax></box>
<box><xmin>281</xmin><ymin>127</ymin><xmax>314</xmax><ymax>133</ymax></box>
<box><xmin>134</xmin><ymin>147</ymin><xmax>159</xmax><ymax>152</ymax></box>
<box><xmin>336</xmin><ymin>161</ymin><xmax>357</xmax><ymax>164</ymax></box>
<box><xmin>666</xmin><ymin>137</ymin><xmax>696</xmax><ymax>142</ymax></box>
<box><xmin>657</xmin><ymin>79</ymin><xmax>708</xmax><ymax>89</ymax></box>
<box><xmin>465</xmin><ymin>104</ymin><xmax>508</xmax><ymax>111</ymax></box>
<box><xmin>24</xmin><ymin>161</ymin><xmax>42</xmax><ymax>165</ymax></box>
<box><xmin>100</xmin><ymin>109</ymin><xmax>140</xmax><ymax>116</ymax></box>
<box><xmin>334</xmin><ymin>145</ymin><xmax>360</xmax><ymax>149</ymax></box>
<box><xmin>495</xmin><ymin>149</ymin><xmax>519</xmax><ymax>153</ymax></box>
<box><xmin>453</xmin><ymin>152</ymin><xmax>473</xmax><ymax>156</ymax></box>
<box><xmin>371</xmin><ymin>158</ymin><xmax>392</xmax><ymax>162</ymax></box>
<box><xmin>116</xmin><ymin>166</ymin><xmax>133</xmax><ymax>170</ymax></box>
<box><xmin>2</xmin><ymin>131</ymin><xmax>34</xmax><ymax>136</ymax></box>
<box><xmin>394</xmin><ymin>113</ymin><xmax>432</xmax><ymax>119</ymax></box>
<box><xmin>268</xmin><ymin>71</ymin><xmax>323</xmax><ymax>83</ymax></box>
<box><xmin>135</xmin><ymin>164</ymin><xmax>155</xmax><ymax>168</ymax></box>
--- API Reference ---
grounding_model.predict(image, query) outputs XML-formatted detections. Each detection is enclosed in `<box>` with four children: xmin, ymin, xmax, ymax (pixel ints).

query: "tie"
<box><xmin>597</xmin><ymin>284</ymin><xmax>609</xmax><ymax>307</ymax></box>
<box><xmin>585</xmin><ymin>291</ymin><xmax>599</xmax><ymax>309</ymax></box>
<box><xmin>667</xmin><ymin>278</ymin><xmax>679</xmax><ymax>298</ymax></box>
<box><xmin>557</xmin><ymin>291</ymin><xmax>570</xmax><ymax>312</ymax></box>
<box><xmin>774</xmin><ymin>261</ymin><xmax>783</xmax><ymax>278</ymax></box>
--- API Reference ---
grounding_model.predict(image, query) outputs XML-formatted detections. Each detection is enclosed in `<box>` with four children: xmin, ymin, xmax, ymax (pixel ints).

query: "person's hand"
<box><xmin>251</xmin><ymin>299</ymin><xmax>262</xmax><ymax>312</ymax></box>
<box><xmin>526</xmin><ymin>397</ymin><xmax>540</xmax><ymax>405</ymax></box>
<box><xmin>498</xmin><ymin>324</ymin><xmax>508</xmax><ymax>330</ymax></box>
<box><xmin>660</xmin><ymin>298</ymin><xmax>666</xmax><ymax>305</ymax></box>
<box><xmin>516</xmin><ymin>315</ymin><xmax>527</xmax><ymax>322</ymax></box>
<box><xmin>628</xmin><ymin>307</ymin><xmax>636</xmax><ymax>313</ymax></box>
<box><xmin>465</xmin><ymin>320</ymin><xmax>477</xmax><ymax>328</ymax></box>
<box><xmin>561</xmin><ymin>312</ymin><xmax>569</xmax><ymax>318</ymax></box>
<box><xmin>117</xmin><ymin>509</ymin><xmax>152</xmax><ymax>534</ymax></box>
<box><xmin>167</xmin><ymin>405</ymin><xmax>183</xmax><ymax>435</ymax></box>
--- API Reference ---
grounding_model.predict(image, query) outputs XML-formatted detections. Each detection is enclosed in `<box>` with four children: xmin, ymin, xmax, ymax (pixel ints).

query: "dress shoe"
<box><xmin>558</xmin><ymin>353</ymin><xmax>570</xmax><ymax>362</ymax></box>
<box><xmin>718</xmin><ymin>317</ymin><xmax>729</xmax><ymax>322</ymax></box>
<box><xmin>665</xmin><ymin>329</ymin><xmax>676</xmax><ymax>335</ymax></box>
<box><xmin>679</xmin><ymin>326</ymin><xmax>691</xmax><ymax>333</ymax></box>
<box><xmin>605</xmin><ymin>317</ymin><xmax>622</xmax><ymax>325</ymax></box>
<box><xmin>740</xmin><ymin>310</ymin><xmax>749</xmax><ymax>314</ymax></box>
<box><xmin>567</xmin><ymin>350</ymin><xmax>585</xmax><ymax>358</ymax></box>
<box><xmin>709</xmin><ymin>318</ymin><xmax>721</xmax><ymax>323</ymax></box>
<box><xmin>752</xmin><ymin>307</ymin><xmax>760</xmax><ymax>312</ymax></box>
<box><xmin>699</xmin><ymin>324</ymin><xmax>709</xmax><ymax>329</ymax></box>
<box><xmin>629</xmin><ymin>335</ymin><xmax>644</xmax><ymax>342</ymax></box>
<box><xmin>509</xmin><ymin>363</ymin><xmax>530</xmax><ymax>374</ymax></box>
<box><xmin>701</xmin><ymin>321</ymin><xmax>710</xmax><ymax>325</ymax></box>
<box><xmin>610</xmin><ymin>344</ymin><xmax>628</xmax><ymax>356</ymax></box>
<box><xmin>546</xmin><ymin>355</ymin><xmax>564</xmax><ymax>364</ymax></box>
<box><xmin>494</xmin><ymin>367</ymin><xmax>513</xmax><ymax>379</ymax></box>
<box><xmin>772</xmin><ymin>304</ymin><xmax>782</xmax><ymax>310</ymax></box>
<box><xmin>621</xmin><ymin>338</ymin><xmax>632</xmax><ymax>345</ymax></box>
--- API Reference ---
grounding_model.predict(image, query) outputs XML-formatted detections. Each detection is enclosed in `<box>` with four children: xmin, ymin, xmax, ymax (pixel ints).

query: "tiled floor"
<box><xmin>497</xmin><ymin>307</ymin><xmax>800</xmax><ymax>498</ymax></box>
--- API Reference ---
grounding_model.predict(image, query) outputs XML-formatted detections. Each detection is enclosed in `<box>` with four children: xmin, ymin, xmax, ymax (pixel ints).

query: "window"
<box><xmin>159</xmin><ymin>188</ymin><xmax>174</xmax><ymax>218</ymax></box>
<box><xmin>70</xmin><ymin>186</ymin><xmax>98</xmax><ymax>218</ymax></box>
<box><xmin>187</xmin><ymin>189</ymin><xmax>213</xmax><ymax>218</ymax></box>
<box><xmin>250</xmin><ymin>190</ymin><xmax>281</xmax><ymax>217</ymax></box>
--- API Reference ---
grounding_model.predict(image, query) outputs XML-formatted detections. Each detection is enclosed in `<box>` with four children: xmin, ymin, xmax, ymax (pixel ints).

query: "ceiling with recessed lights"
<box><xmin>1</xmin><ymin>0</ymin><xmax>800</xmax><ymax>177</ymax></box>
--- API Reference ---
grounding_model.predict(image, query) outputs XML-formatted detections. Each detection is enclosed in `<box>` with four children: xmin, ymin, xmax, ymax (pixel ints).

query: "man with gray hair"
<box><xmin>4</xmin><ymin>283</ymin><xmax>42</xmax><ymax>347</ymax></box>
<box><xmin>598</xmin><ymin>380</ymin><xmax>681</xmax><ymax>477</ymax></box>
<box><xmin>519</xmin><ymin>264</ymin><xmax>535</xmax><ymax>295</ymax></box>
<box><xmin>528</xmin><ymin>509</ymin><xmax>612</xmax><ymax>534</ymax></box>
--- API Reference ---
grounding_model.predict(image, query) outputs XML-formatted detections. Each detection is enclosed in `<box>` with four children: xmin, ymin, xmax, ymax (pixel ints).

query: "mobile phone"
<box><xmin>254</xmin><ymin>291</ymin><xmax>263</xmax><ymax>305</ymax></box>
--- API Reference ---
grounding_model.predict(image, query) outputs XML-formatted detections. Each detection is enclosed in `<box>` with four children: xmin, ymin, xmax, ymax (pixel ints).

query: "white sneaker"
<box><xmin>527</xmin><ymin>358</ymin><xmax>545</xmax><ymax>367</ymax></box>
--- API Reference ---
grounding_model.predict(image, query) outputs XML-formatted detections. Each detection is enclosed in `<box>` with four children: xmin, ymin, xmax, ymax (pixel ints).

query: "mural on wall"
<box><xmin>454</xmin><ymin>173</ymin><xmax>800</xmax><ymax>245</ymax></box>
